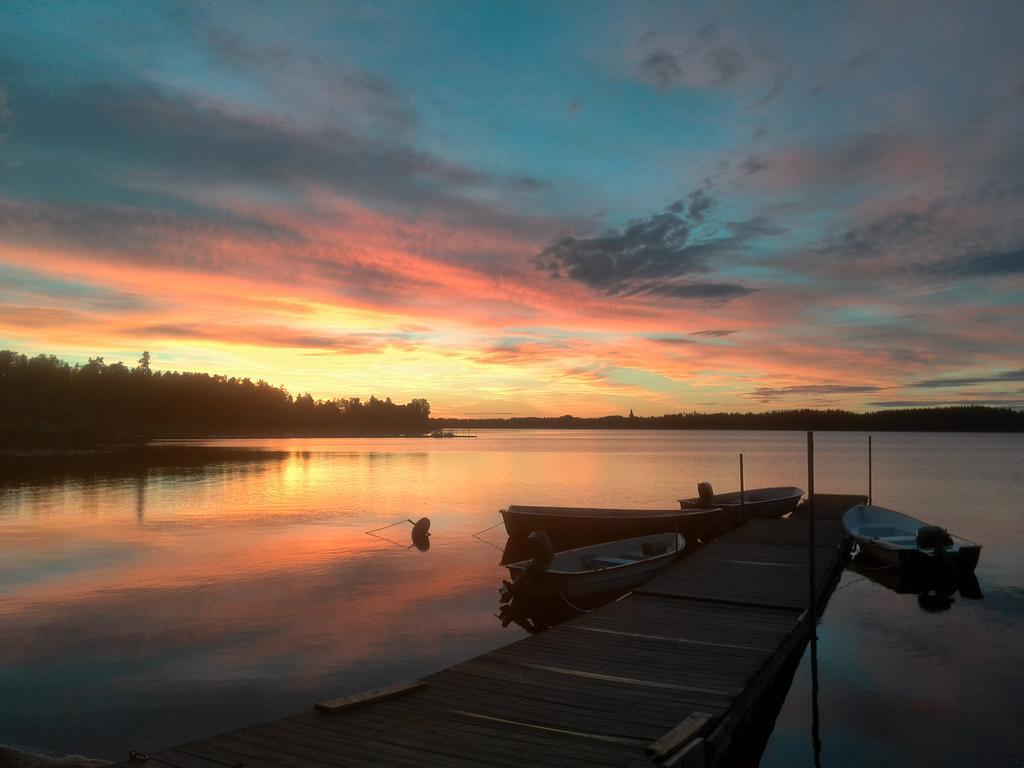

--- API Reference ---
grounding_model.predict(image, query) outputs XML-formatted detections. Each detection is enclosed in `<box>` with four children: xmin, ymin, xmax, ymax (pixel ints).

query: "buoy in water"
<box><xmin>410</xmin><ymin>517</ymin><xmax>431</xmax><ymax>550</ymax></box>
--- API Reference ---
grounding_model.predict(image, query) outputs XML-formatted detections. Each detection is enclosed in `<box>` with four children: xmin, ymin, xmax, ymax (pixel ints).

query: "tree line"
<box><xmin>437</xmin><ymin>407</ymin><xmax>1023</xmax><ymax>432</ymax></box>
<box><xmin>0</xmin><ymin>350</ymin><xmax>431</xmax><ymax>446</ymax></box>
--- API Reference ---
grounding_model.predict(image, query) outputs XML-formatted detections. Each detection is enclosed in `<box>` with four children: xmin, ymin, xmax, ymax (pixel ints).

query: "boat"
<box><xmin>499</xmin><ymin>504</ymin><xmax>721</xmax><ymax>559</ymax></box>
<box><xmin>504</xmin><ymin>532</ymin><xmax>684</xmax><ymax>600</ymax></box>
<box><xmin>842</xmin><ymin>503</ymin><xmax>981</xmax><ymax>573</ymax></box>
<box><xmin>678</xmin><ymin>484</ymin><xmax>803</xmax><ymax>520</ymax></box>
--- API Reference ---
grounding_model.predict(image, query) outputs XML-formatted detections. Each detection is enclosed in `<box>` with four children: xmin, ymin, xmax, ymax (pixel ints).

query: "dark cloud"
<box><xmin>920</xmin><ymin>248</ymin><xmax>1024</xmax><ymax>278</ymax></box>
<box><xmin>531</xmin><ymin>191</ymin><xmax>766</xmax><ymax>302</ymax></box>
<box><xmin>204</xmin><ymin>31</ymin><xmax>419</xmax><ymax>139</ymax></box>
<box><xmin>11</xmin><ymin>81</ymin><xmax>482</xmax><ymax>199</ymax></box>
<box><xmin>635</xmin><ymin>23</ymin><xmax>785</xmax><ymax>95</ymax></box>
<box><xmin>647</xmin><ymin>336</ymin><xmax>695</xmax><ymax>345</ymax></box>
<box><xmin>0</xmin><ymin>197</ymin><xmax>300</xmax><ymax>260</ymax></box>
<box><xmin>641</xmin><ymin>282</ymin><xmax>756</xmax><ymax>300</ymax></box>
<box><xmin>912</xmin><ymin>370</ymin><xmax>1024</xmax><ymax>388</ymax></box>
<box><xmin>691</xmin><ymin>329</ymin><xmax>736</xmax><ymax>337</ymax></box>
<box><xmin>128</xmin><ymin>323</ymin><xmax>408</xmax><ymax>353</ymax></box>
<box><xmin>751</xmin><ymin>384</ymin><xmax>883</xmax><ymax>401</ymax></box>
<box><xmin>2</xmin><ymin>75</ymin><xmax>554</xmax><ymax>241</ymax></box>
<box><xmin>641</xmin><ymin>50</ymin><xmax>684</xmax><ymax>92</ymax></box>
<box><xmin>0</xmin><ymin>262</ymin><xmax>148</xmax><ymax>312</ymax></box>
<box><xmin>740</xmin><ymin>156</ymin><xmax>768</xmax><ymax>175</ymax></box>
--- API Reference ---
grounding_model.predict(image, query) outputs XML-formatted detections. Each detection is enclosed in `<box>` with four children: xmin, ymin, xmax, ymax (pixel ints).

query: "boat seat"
<box><xmin>583</xmin><ymin>555</ymin><xmax>635</xmax><ymax>568</ymax></box>
<box><xmin>860</xmin><ymin>526</ymin><xmax>909</xmax><ymax>538</ymax></box>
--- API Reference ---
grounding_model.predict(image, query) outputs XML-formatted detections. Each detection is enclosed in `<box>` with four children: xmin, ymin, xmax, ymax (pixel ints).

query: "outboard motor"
<box><xmin>916</xmin><ymin>525</ymin><xmax>953</xmax><ymax>549</ymax></box>
<box><xmin>525</xmin><ymin>530</ymin><xmax>554</xmax><ymax>570</ymax></box>
<box><xmin>500</xmin><ymin>530</ymin><xmax>554</xmax><ymax>603</ymax></box>
<box><xmin>697</xmin><ymin>482</ymin><xmax>715</xmax><ymax>508</ymax></box>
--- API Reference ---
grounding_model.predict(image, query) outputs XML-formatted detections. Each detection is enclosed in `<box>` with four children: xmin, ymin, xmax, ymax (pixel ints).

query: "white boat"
<box><xmin>505</xmin><ymin>532</ymin><xmax>684</xmax><ymax>600</ymax></box>
<box><xmin>842</xmin><ymin>504</ymin><xmax>980</xmax><ymax>572</ymax></box>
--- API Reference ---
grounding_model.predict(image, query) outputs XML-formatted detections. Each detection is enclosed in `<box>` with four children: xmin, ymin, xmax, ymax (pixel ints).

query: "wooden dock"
<box><xmin>120</xmin><ymin>493</ymin><xmax>864</xmax><ymax>768</ymax></box>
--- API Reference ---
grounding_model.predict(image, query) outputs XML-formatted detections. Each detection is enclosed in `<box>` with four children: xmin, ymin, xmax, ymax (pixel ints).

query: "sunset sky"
<box><xmin>1</xmin><ymin>1</ymin><xmax>1022</xmax><ymax>416</ymax></box>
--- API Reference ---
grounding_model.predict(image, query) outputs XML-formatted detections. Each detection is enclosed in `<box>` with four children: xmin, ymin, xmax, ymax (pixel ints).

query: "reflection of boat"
<box><xmin>499</xmin><ymin>504</ymin><xmax>718</xmax><ymax>556</ymax></box>
<box><xmin>679</xmin><ymin>484</ymin><xmax>804</xmax><ymax>519</ymax></box>
<box><xmin>843</xmin><ymin>504</ymin><xmax>981</xmax><ymax>572</ymax></box>
<box><xmin>847</xmin><ymin>556</ymin><xmax>983</xmax><ymax>613</ymax></box>
<box><xmin>504</xmin><ymin>532</ymin><xmax>684</xmax><ymax>600</ymax></box>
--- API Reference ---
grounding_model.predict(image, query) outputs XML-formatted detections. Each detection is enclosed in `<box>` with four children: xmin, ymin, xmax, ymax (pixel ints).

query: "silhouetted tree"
<box><xmin>0</xmin><ymin>350</ymin><xmax>433</xmax><ymax>446</ymax></box>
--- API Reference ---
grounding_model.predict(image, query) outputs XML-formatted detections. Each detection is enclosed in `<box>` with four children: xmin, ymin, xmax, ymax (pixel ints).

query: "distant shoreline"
<box><xmin>432</xmin><ymin>406</ymin><xmax>1023</xmax><ymax>433</ymax></box>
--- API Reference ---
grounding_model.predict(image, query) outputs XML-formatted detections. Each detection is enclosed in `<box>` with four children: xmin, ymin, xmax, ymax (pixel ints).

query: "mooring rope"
<box><xmin>471</xmin><ymin>517</ymin><xmax>506</xmax><ymax>550</ymax></box>
<box><xmin>557</xmin><ymin>586</ymin><xmax>592</xmax><ymax>615</ymax></box>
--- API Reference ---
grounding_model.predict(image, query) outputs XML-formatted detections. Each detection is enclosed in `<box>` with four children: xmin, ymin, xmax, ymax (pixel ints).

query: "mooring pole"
<box><xmin>739</xmin><ymin>453</ymin><xmax>746</xmax><ymax>524</ymax></box>
<box><xmin>868</xmin><ymin>434</ymin><xmax>873</xmax><ymax>506</ymax></box>
<box><xmin>807</xmin><ymin>431</ymin><xmax>816</xmax><ymax>618</ymax></box>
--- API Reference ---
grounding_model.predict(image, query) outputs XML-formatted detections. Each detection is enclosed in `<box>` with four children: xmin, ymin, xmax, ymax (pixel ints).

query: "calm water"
<box><xmin>1</xmin><ymin>431</ymin><xmax>1022</xmax><ymax>765</ymax></box>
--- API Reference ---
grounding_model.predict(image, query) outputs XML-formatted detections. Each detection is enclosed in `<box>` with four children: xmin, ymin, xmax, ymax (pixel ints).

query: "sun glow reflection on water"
<box><xmin>0</xmin><ymin>431</ymin><xmax>1021</xmax><ymax>764</ymax></box>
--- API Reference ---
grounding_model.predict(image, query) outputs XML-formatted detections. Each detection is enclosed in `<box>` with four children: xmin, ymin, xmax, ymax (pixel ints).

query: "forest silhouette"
<box><xmin>1</xmin><ymin>349</ymin><xmax>1020</xmax><ymax>447</ymax></box>
<box><xmin>0</xmin><ymin>350</ymin><xmax>431</xmax><ymax>445</ymax></box>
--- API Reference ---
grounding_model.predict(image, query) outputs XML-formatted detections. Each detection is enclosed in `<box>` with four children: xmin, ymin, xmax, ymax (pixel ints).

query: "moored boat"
<box><xmin>504</xmin><ymin>532</ymin><xmax>684</xmax><ymax>600</ymax></box>
<box><xmin>678</xmin><ymin>484</ymin><xmax>804</xmax><ymax>520</ymax></box>
<box><xmin>499</xmin><ymin>504</ymin><xmax>721</xmax><ymax>558</ymax></box>
<box><xmin>842</xmin><ymin>503</ymin><xmax>981</xmax><ymax>573</ymax></box>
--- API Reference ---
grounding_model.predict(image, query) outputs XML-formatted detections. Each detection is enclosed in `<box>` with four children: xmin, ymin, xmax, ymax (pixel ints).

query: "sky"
<box><xmin>1</xmin><ymin>1</ymin><xmax>1022</xmax><ymax>416</ymax></box>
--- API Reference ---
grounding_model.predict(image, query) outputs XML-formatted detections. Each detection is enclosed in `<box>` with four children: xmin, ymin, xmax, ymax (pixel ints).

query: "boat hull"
<box><xmin>506</xmin><ymin>533</ymin><xmax>683</xmax><ymax>600</ymax></box>
<box><xmin>679</xmin><ymin>486</ymin><xmax>803</xmax><ymax>520</ymax></box>
<box><xmin>500</xmin><ymin>505</ymin><xmax>720</xmax><ymax>561</ymax></box>
<box><xmin>844</xmin><ymin>504</ymin><xmax>981</xmax><ymax>575</ymax></box>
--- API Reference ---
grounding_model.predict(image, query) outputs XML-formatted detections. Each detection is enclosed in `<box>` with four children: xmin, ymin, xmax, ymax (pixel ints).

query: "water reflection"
<box><xmin>847</xmin><ymin>556</ymin><xmax>984</xmax><ymax>614</ymax></box>
<box><xmin>2</xmin><ymin>431</ymin><xmax>1021</xmax><ymax>765</ymax></box>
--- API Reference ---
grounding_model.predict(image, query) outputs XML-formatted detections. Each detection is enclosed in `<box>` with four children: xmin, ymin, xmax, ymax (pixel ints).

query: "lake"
<box><xmin>1</xmin><ymin>430</ymin><xmax>1022</xmax><ymax>765</ymax></box>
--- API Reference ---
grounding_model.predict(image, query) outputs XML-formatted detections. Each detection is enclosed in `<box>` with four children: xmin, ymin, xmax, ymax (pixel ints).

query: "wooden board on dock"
<box><xmin>117</xmin><ymin>493</ymin><xmax>860</xmax><ymax>768</ymax></box>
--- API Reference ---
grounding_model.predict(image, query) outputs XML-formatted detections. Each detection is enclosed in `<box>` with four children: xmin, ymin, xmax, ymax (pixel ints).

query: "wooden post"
<box><xmin>739</xmin><ymin>453</ymin><xmax>746</xmax><ymax>524</ymax></box>
<box><xmin>868</xmin><ymin>434</ymin><xmax>873</xmax><ymax>506</ymax></box>
<box><xmin>807</xmin><ymin>431</ymin><xmax>816</xmax><ymax>617</ymax></box>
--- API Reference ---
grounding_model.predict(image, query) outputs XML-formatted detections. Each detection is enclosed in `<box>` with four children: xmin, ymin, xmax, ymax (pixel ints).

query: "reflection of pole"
<box><xmin>810</xmin><ymin>627</ymin><xmax>822</xmax><ymax>768</ymax></box>
<box><xmin>807</xmin><ymin>431</ymin><xmax>816</xmax><ymax>615</ymax></box>
<box><xmin>135</xmin><ymin>469</ymin><xmax>146</xmax><ymax>523</ymax></box>
<box><xmin>868</xmin><ymin>434</ymin><xmax>873</xmax><ymax>505</ymax></box>
<box><xmin>739</xmin><ymin>453</ymin><xmax>745</xmax><ymax>524</ymax></box>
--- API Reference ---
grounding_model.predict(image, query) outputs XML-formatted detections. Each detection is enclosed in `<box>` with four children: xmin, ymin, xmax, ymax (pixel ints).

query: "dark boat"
<box><xmin>678</xmin><ymin>484</ymin><xmax>804</xmax><ymax>520</ymax></box>
<box><xmin>499</xmin><ymin>503</ymin><xmax>721</xmax><ymax>558</ymax></box>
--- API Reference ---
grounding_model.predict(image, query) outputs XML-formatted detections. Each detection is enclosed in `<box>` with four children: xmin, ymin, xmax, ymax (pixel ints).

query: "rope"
<box><xmin>472</xmin><ymin>516</ymin><xmax>506</xmax><ymax>550</ymax></box>
<box><xmin>472</xmin><ymin>518</ymin><xmax>505</xmax><ymax>536</ymax></box>
<box><xmin>364</xmin><ymin>519</ymin><xmax>415</xmax><ymax>534</ymax></box>
<box><xmin>557</xmin><ymin>586</ymin><xmax>592</xmax><ymax>615</ymax></box>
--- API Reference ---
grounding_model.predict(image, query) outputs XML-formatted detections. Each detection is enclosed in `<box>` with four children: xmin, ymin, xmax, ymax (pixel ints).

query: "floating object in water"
<box><xmin>843</xmin><ymin>503</ymin><xmax>980</xmax><ymax>573</ymax></box>
<box><xmin>503</xmin><ymin>531</ymin><xmax>684</xmax><ymax>601</ymax></box>
<box><xmin>679</xmin><ymin>484</ymin><xmax>804</xmax><ymax>519</ymax></box>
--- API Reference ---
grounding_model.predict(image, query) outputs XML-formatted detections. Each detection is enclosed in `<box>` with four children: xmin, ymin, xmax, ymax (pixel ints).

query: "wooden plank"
<box><xmin>452</xmin><ymin>710</ymin><xmax>647</xmax><ymax>746</ymax></box>
<box><xmin>646</xmin><ymin>711</ymin><xmax>715</xmax><ymax>759</ymax></box>
<box><xmin>291</xmin><ymin>702</ymin><xmax>645</xmax><ymax>768</ymax></box>
<box><xmin>663</xmin><ymin>737</ymin><xmax>706</xmax><ymax>768</ymax></box>
<box><xmin>313</xmin><ymin>679</ymin><xmax>426</xmax><ymax>714</ymax></box>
